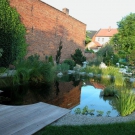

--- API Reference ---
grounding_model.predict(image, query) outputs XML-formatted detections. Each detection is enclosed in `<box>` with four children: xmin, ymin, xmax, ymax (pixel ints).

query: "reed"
<box><xmin>112</xmin><ymin>88</ymin><xmax>135</xmax><ymax>116</ymax></box>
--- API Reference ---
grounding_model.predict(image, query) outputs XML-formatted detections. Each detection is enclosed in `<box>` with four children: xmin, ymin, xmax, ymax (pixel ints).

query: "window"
<box><xmin>98</xmin><ymin>38</ymin><xmax>100</xmax><ymax>41</ymax></box>
<box><xmin>102</xmin><ymin>38</ymin><xmax>104</xmax><ymax>42</ymax></box>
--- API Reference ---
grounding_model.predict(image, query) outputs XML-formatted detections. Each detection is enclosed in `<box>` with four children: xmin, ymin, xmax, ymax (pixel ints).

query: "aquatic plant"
<box><xmin>106</xmin><ymin>111</ymin><xmax>111</xmax><ymax>117</ymax></box>
<box><xmin>88</xmin><ymin>109</ymin><xmax>95</xmax><ymax>116</ymax></box>
<box><xmin>112</xmin><ymin>88</ymin><xmax>135</xmax><ymax>116</ymax></box>
<box><xmin>97</xmin><ymin>110</ymin><xmax>104</xmax><ymax>116</ymax></box>
<box><xmin>74</xmin><ymin>108</ymin><xmax>81</xmax><ymax>114</ymax></box>
<box><xmin>82</xmin><ymin>106</ymin><xmax>89</xmax><ymax>115</ymax></box>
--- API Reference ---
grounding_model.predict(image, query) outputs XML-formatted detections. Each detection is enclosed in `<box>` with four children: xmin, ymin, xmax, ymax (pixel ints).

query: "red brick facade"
<box><xmin>10</xmin><ymin>0</ymin><xmax>86</xmax><ymax>62</ymax></box>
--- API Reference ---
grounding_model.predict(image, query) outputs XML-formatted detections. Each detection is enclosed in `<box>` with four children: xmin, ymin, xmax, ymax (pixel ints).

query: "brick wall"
<box><xmin>10</xmin><ymin>0</ymin><xmax>86</xmax><ymax>61</ymax></box>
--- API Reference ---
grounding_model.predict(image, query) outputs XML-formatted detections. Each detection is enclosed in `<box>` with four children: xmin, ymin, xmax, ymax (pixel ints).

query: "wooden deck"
<box><xmin>0</xmin><ymin>102</ymin><xmax>70</xmax><ymax>135</ymax></box>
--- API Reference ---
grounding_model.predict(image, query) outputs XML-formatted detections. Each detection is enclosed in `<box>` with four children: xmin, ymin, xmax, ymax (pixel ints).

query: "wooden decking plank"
<box><xmin>13</xmin><ymin>107</ymin><xmax>69</xmax><ymax>135</ymax></box>
<box><xmin>0</xmin><ymin>104</ymin><xmax>47</xmax><ymax>124</ymax></box>
<box><xmin>0</xmin><ymin>102</ymin><xmax>70</xmax><ymax>135</ymax></box>
<box><xmin>0</xmin><ymin>103</ymin><xmax>50</xmax><ymax>127</ymax></box>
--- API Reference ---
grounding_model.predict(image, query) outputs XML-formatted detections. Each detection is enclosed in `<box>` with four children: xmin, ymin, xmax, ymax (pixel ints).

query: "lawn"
<box><xmin>35</xmin><ymin>120</ymin><xmax>135</xmax><ymax>135</ymax></box>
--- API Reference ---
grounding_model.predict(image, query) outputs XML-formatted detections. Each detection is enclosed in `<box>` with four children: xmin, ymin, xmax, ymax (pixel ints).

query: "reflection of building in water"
<box><xmin>47</xmin><ymin>81</ymin><xmax>81</xmax><ymax>109</ymax></box>
<box><xmin>22</xmin><ymin>81</ymin><xmax>81</xmax><ymax>109</ymax></box>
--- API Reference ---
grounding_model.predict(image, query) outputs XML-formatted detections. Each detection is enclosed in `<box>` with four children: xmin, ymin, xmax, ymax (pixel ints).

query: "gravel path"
<box><xmin>51</xmin><ymin>111</ymin><xmax>135</xmax><ymax>126</ymax></box>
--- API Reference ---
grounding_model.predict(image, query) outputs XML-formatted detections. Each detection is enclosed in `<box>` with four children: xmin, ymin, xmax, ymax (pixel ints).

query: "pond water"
<box><xmin>70</xmin><ymin>85</ymin><xmax>119</xmax><ymax>117</ymax></box>
<box><xmin>0</xmin><ymin>74</ymin><xmax>126</xmax><ymax>117</ymax></box>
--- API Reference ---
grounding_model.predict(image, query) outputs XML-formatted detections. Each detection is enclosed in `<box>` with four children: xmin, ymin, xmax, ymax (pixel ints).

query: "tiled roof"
<box><xmin>96</xmin><ymin>28</ymin><xmax>118</xmax><ymax>37</ymax></box>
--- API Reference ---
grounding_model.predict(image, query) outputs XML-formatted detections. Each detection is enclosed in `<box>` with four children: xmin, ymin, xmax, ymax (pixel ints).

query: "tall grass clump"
<box><xmin>101</xmin><ymin>66</ymin><xmax>119</xmax><ymax>76</ymax></box>
<box><xmin>112</xmin><ymin>88</ymin><xmax>135</xmax><ymax>116</ymax></box>
<box><xmin>13</xmin><ymin>54</ymin><xmax>55</xmax><ymax>85</ymax></box>
<box><xmin>114</xmin><ymin>73</ymin><xmax>125</xmax><ymax>87</ymax></box>
<box><xmin>83</xmin><ymin>66</ymin><xmax>102</xmax><ymax>74</ymax></box>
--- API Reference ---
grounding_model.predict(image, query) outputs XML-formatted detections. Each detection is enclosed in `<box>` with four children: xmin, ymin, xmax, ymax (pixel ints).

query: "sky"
<box><xmin>41</xmin><ymin>0</ymin><xmax>135</xmax><ymax>30</ymax></box>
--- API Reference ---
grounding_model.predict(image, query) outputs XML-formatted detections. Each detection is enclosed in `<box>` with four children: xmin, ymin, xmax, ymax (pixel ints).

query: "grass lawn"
<box><xmin>34</xmin><ymin>120</ymin><xmax>135</xmax><ymax>135</ymax></box>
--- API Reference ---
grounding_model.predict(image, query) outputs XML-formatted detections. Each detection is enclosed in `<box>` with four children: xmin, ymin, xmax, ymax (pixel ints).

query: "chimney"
<box><xmin>62</xmin><ymin>8</ymin><xmax>69</xmax><ymax>15</ymax></box>
<box><xmin>108</xmin><ymin>26</ymin><xmax>111</xmax><ymax>32</ymax></box>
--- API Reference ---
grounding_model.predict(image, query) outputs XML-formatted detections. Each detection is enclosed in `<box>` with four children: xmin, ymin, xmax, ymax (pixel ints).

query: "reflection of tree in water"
<box><xmin>54</xmin><ymin>81</ymin><xmax>59</xmax><ymax>95</ymax></box>
<box><xmin>0</xmin><ymin>84</ymin><xmax>28</xmax><ymax>105</ymax></box>
<box><xmin>30</xmin><ymin>82</ymin><xmax>53</xmax><ymax>98</ymax></box>
<box><xmin>71</xmin><ymin>77</ymin><xmax>81</xmax><ymax>87</ymax></box>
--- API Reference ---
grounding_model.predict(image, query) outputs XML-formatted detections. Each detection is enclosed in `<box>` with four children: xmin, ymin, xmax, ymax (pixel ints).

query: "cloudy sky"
<box><xmin>41</xmin><ymin>0</ymin><xmax>135</xmax><ymax>30</ymax></box>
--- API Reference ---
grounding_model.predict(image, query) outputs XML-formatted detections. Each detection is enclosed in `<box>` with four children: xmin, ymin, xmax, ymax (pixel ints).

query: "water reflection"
<box><xmin>0</xmin><ymin>74</ymin><xmax>82</xmax><ymax>109</ymax></box>
<box><xmin>71</xmin><ymin>85</ymin><xmax>119</xmax><ymax>117</ymax></box>
<box><xmin>0</xmin><ymin>74</ymin><xmax>134</xmax><ymax>117</ymax></box>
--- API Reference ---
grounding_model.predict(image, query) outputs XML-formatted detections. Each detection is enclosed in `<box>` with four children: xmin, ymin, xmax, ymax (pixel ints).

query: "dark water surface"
<box><xmin>0</xmin><ymin>75</ymin><xmax>119</xmax><ymax>117</ymax></box>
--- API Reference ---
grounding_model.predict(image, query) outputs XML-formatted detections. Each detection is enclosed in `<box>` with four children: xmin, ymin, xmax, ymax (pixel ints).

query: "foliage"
<box><xmin>56</xmin><ymin>63</ymin><xmax>69</xmax><ymax>73</ymax></box>
<box><xmin>0</xmin><ymin>0</ymin><xmax>27</xmax><ymax>67</ymax></box>
<box><xmin>0</xmin><ymin>48</ymin><xmax>3</xmax><ymax>58</ymax></box>
<box><xmin>56</xmin><ymin>40</ymin><xmax>63</xmax><ymax>64</ymax></box>
<box><xmin>96</xmin><ymin>110</ymin><xmax>104</xmax><ymax>116</ymax></box>
<box><xmin>74</xmin><ymin>106</ymin><xmax>112</xmax><ymax>117</ymax></box>
<box><xmin>63</xmin><ymin>59</ymin><xmax>75</xmax><ymax>70</ymax></box>
<box><xmin>45</xmin><ymin>55</ymin><xmax>54</xmax><ymax>66</ymax></box>
<box><xmin>83</xmin><ymin>66</ymin><xmax>102</xmax><ymax>74</ymax></box>
<box><xmin>102</xmin><ymin>66</ymin><xmax>119</xmax><ymax>76</ymax></box>
<box><xmin>102</xmin><ymin>85</ymin><xmax>118</xmax><ymax>97</ymax></box>
<box><xmin>13</xmin><ymin>54</ymin><xmax>55</xmax><ymax>85</ymax></box>
<box><xmin>0</xmin><ymin>67</ymin><xmax>6</xmax><ymax>74</ymax></box>
<box><xmin>85</xmin><ymin>31</ymin><xmax>91</xmax><ymax>45</ymax></box>
<box><xmin>96</xmin><ymin>44</ymin><xmax>118</xmax><ymax>66</ymax></box>
<box><xmin>110</xmin><ymin>13</ymin><xmax>135</xmax><ymax>56</ymax></box>
<box><xmin>84</xmin><ymin>48</ymin><xmax>94</xmax><ymax>53</ymax></box>
<box><xmin>112</xmin><ymin>88</ymin><xmax>135</xmax><ymax>116</ymax></box>
<box><xmin>88</xmin><ymin>56</ymin><xmax>103</xmax><ymax>66</ymax></box>
<box><xmin>114</xmin><ymin>73</ymin><xmax>125</xmax><ymax>87</ymax></box>
<box><xmin>129</xmin><ymin>49</ymin><xmax>135</xmax><ymax>65</ymax></box>
<box><xmin>71</xmin><ymin>49</ymin><xmax>86</xmax><ymax>65</ymax></box>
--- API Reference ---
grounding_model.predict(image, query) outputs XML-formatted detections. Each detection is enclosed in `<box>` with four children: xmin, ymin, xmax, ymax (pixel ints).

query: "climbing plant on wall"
<box><xmin>0</xmin><ymin>0</ymin><xmax>27</xmax><ymax>67</ymax></box>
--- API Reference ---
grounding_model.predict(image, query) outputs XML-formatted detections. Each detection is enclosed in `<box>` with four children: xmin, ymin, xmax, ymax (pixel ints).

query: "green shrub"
<box><xmin>85</xmin><ymin>48</ymin><xmax>94</xmax><ymax>53</ymax></box>
<box><xmin>71</xmin><ymin>49</ymin><xmax>86</xmax><ymax>65</ymax></box>
<box><xmin>56</xmin><ymin>63</ymin><xmax>69</xmax><ymax>73</ymax></box>
<box><xmin>88</xmin><ymin>56</ymin><xmax>103</xmax><ymax>66</ymax></box>
<box><xmin>103</xmin><ymin>85</ymin><xmax>117</xmax><ymax>97</ymax></box>
<box><xmin>63</xmin><ymin>59</ymin><xmax>75</xmax><ymax>70</ymax></box>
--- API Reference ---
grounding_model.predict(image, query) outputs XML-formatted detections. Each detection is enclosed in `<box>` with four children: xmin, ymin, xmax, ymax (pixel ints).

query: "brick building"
<box><xmin>9</xmin><ymin>0</ymin><xmax>86</xmax><ymax>62</ymax></box>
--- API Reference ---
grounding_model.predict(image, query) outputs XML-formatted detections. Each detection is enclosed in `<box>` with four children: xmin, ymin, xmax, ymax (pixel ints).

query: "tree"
<box><xmin>85</xmin><ymin>31</ymin><xmax>91</xmax><ymax>45</ymax></box>
<box><xmin>96</xmin><ymin>44</ymin><xmax>118</xmax><ymax>66</ymax></box>
<box><xmin>0</xmin><ymin>0</ymin><xmax>27</xmax><ymax>67</ymax></box>
<box><xmin>56</xmin><ymin>40</ymin><xmax>63</xmax><ymax>64</ymax></box>
<box><xmin>71</xmin><ymin>49</ymin><xmax>86</xmax><ymax>65</ymax></box>
<box><xmin>110</xmin><ymin>13</ymin><xmax>135</xmax><ymax>53</ymax></box>
<box><xmin>129</xmin><ymin>49</ymin><xmax>135</xmax><ymax>65</ymax></box>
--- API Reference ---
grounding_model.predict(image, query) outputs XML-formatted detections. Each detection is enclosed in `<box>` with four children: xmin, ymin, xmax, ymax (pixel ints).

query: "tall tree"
<box><xmin>0</xmin><ymin>0</ymin><xmax>27</xmax><ymax>67</ymax></box>
<box><xmin>110</xmin><ymin>13</ymin><xmax>135</xmax><ymax>53</ymax></box>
